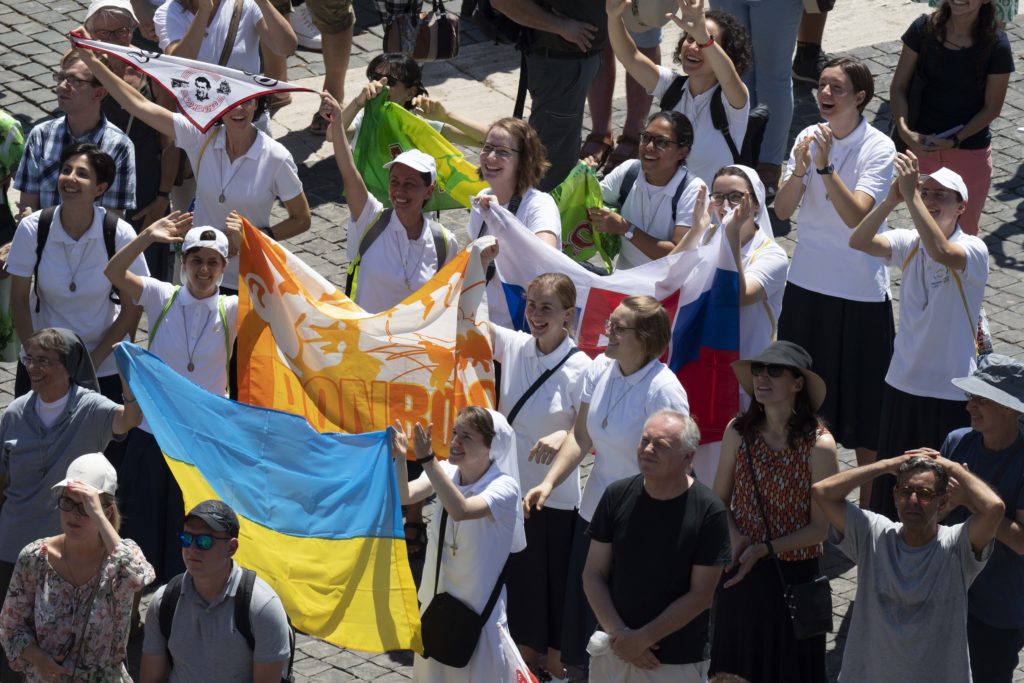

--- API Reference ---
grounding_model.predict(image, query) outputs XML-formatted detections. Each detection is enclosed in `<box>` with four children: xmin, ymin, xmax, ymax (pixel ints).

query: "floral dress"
<box><xmin>0</xmin><ymin>538</ymin><xmax>155</xmax><ymax>682</ymax></box>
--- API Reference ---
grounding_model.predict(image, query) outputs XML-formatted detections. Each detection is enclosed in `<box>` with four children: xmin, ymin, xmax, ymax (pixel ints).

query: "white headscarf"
<box><xmin>726</xmin><ymin>164</ymin><xmax>775</xmax><ymax>245</ymax></box>
<box><xmin>486</xmin><ymin>409</ymin><xmax>527</xmax><ymax>553</ymax></box>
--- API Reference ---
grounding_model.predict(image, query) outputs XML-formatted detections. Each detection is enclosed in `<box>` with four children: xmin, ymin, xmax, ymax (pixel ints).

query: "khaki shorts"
<box><xmin>271</xmin><ymin>0</ymin><xmax>356</xmax><ymax>33</ymax></box>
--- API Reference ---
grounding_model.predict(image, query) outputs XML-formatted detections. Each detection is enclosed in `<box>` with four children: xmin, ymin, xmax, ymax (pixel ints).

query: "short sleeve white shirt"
<box><xmin>172</xmin><ymin>114</ymin><xmax>303</xmax><ymax>290</ymax></box>
<box><xmin>740</xmin><ymin>232</ymin><xmax>788</xmax><ymax>361</ymax></box>
<box><xmin>155</xmin><ymin>0</ymin><xmax>265</xmax><ymax>72</ymax></box>
<box><xmin>883</xmin><ymin>227</ymin><xmax>988</xmax><ymax>400</ymax></box>
<box><xmin>784</xmin><ymin>119</ymin><xmax>896</xmax><ymax>302</ymax></box>
<box><xmin>650</xmin><ymin>66</ymin><xmax>750</xmax><ymax>185</ymax></box>
<box><xmin>600</xmin><ymin>160</ymin><xmax>706</xmax><ymax>271</ymax></box>
<box><xmin>137</xmin><ymin>278</ymin><xmax>239</xmax><ymax>431</ymax></box>
<box><xmin>492</xmin><ymin>326</ymin><xmax>591</xmax><ymax>510</ymax></box>
<box><xmin>5</xmin><ymin>207</ymin><xmax>149</xmax><ymax>377</ymax></box>
<box><xmin>468</xmin><ymin>187</ymin><xmax>561</xmax><ymax>248</ymax></box>
<box><xmin>578</xmin><ymin>355</ymin><xmax>690</xmax><ymax>521</ymax></box>
<box><xmin>347</xmin><ymin>194</ymin><xmax>460</xmax><ymax>314</ymax></box>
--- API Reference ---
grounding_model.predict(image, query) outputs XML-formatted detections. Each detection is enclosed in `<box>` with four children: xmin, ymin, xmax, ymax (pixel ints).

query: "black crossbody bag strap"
<box><xmin>433</xmin><ymin>507</ymin><xmax>507</xmax><ymax>625</ymax></box>
<box><xmin>741</xmin><ymin>437</ymin><xmax>790</xmax><ymax>591</ymax></box>
<box><xmin>505</xmin><ymin>347</ymin><xmax>580</xmax><ymax>426</ymax></box>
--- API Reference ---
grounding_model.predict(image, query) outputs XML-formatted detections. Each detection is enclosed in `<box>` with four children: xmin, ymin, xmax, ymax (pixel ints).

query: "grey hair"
<box><xmin>85</xmin><ymin>7</ymin><xmax>138</xmax><ymax>30</ymax></box>
<box><xmin>897</xmin><ymin>456</ymin><xmax>949</xmax><ymax>493</ymax></box>
<box><xmin>648</xmin><ymin>409</ymin><xmax>701</xmax><ymax>455</ymax></box>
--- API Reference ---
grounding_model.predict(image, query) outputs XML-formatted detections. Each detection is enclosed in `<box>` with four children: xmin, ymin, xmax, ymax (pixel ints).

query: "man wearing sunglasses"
<box><xmin>812</xmin><ymin>451</ymin><xmax>1003</xmax><ymax>682</ymax></box>
<box><xmin>140</xmin><ymin>500</ymin><xmax>291</xmax><ymax>683</ymax></box>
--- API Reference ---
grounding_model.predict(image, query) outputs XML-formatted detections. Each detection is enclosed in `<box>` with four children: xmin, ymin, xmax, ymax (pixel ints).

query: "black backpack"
<box><xmin>32</xmin><ymin>206</ymin><xmax>120</xmax><ymax>313</ymax></box>
<box><xmin>612</xmin><ymin>163</ymin><xmax>689</xmax><ymax>223</ymax></box>
<box><xmin>158</xmin><ymin>569</ymin><xmax>296</xmax><ymax>683</ymax></box>
<box><xmin>659</xmin><ymin>75</ymin><xmax>770</xmax><ymax>168</ymax></box>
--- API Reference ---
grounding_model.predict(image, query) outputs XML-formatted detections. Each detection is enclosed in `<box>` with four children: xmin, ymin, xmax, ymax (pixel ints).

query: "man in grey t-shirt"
<box><xmin>812</xmin><ymin>451</ymin><xmax>1004</xmax><ymax>681</ymax></box>
<box><xmin>140</xmin><ymin>500</ymin><xmax>291</xmax><ymax>683</ymax></box>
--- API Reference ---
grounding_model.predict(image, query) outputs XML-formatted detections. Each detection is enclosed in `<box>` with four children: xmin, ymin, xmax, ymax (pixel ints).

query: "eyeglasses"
<box><xmin>53</xmin><ymin>72</ymin><xmax>99</xmax><ymax>88</ymax></box>
<box><xmin>919</xmin><ymin>188</ymin><xmax>959</xmax><ymax>202</ymax></box>
<box><xmin>178</xmin><ymin>531</ymin><xmax>230</xmax><ymax>550</ymax></box>
<box><xmin>92</xmin><ymin>27</ymin><xmax>133</xmax><ymax>40</ymax></box>
<box><xmin>964</xmin><ymin>393</ymin><xmax>992</xmax><ymax>406</ymax></box>
<box><xmin>710</xmin><ymin>191</ymin><xmax>746</xmax><ymax>205</ymax></box>
<box><xmin>750</xmin><ymin>362</ymin><xmax>790</xmax><ymax>378</ymax></box>
<box><xmin>604</xmin><ymin>320</ymin><xmax>636</xmax><ymax>336</ymax></box>
<box><xmin>638</xmin><ymin>132</ymin><xmax>681</xmax><ymax>151</ymax></box>
<box><xmin>895</xmin><ymin>485</ymin><xmax>939</xmax><ymax>503</ymax></box>
<box><xmin>57</xmin><ymin>496</ymin><xmax>89</xmax><ymax>517</ymax></box>
<box><xmin>370</xmin><ymin>72</ymin><xmax>399</xmax><ymax>87</ymax></box>
<box><xmin>23</xmin><ymin>354</ymin><xmax>55</xmax><ymax>369</ymax></box>
<box><xmin>481</xmin><ymin>144</ymin><xmax>519</xmax><ymax>160</ymax></box>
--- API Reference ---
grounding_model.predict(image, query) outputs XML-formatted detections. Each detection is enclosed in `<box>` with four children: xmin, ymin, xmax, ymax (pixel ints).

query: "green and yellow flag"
<box><xmin>353</xmin><ymin>92</ymin><xmax>488</xmax><ymax>212</ymax></box>
<box><xmin>554</xmin><ymin>162</ymin><xmax>620</xmax><ymax>273</ymax></box>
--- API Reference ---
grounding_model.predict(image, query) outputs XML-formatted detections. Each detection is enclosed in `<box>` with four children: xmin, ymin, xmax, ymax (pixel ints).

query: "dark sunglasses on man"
<box><xmin>179</xmin><ymin>531</ymin><xmax>231</xmax><ymax>550</ymax></box>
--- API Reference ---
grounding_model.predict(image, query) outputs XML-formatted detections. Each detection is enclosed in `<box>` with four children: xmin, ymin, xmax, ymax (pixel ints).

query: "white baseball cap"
<box><xmin>924</xmin><ymin>167</ymin><xmax>969</xmax><ymax>202</ymax></box>
<box><xmin>85</xmin><ymin>0</ymin><xmax>139</xmax><ymax>24</ymax></box>
<box><xmin>622</xmin><ymin>0</ymin><xmax>676</xmax><ymax>33</ymax></box>
<box><xmin>52</xmin><ymin>452</ymin><xmax>118</xmax><ymax>496</ymax></box>
<box><xmin>182</xmin><ymin>226</ymin><xmax>229</xmax><ymax>259</ymax></box>
<box><xmin>384</xmin><ymin>149</ymin><xmax>437</xmax><ymax>185</ymax></box>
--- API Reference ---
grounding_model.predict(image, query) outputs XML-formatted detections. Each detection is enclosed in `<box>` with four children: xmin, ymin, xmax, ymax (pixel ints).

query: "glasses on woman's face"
<box><xmin>178</xmin><ymin>531</ymin><xmax>230</xmax><ymax>550</ymax></box>
<box><xmin>710</xmin><ymin>191</ymin><xmax>746</xmax><ymax>206</ymax></box>
<box><xmin>23</xmin><ymin>354</ymin><xmax>55</xmax><ymax>369</ymax></box>
<box><xmin>604</xmin><ymin>319</ymin><xmax>636</xmax><ymax>337</ymax></box>
<box><xmin>481</xmin><ymin>144</ymin><xmax>519</xmax><ymax>160</ymax></box>
<box><xmin>92</xmin><ymin>26</ymin><xmax>133</xmax><ymax>40</ymax></box>
<box><xmin>57</xmin><ymin>496</ymin><xmax>88</xmax><ymax>517</ymax></box>
<box><xmin>370</xmin><ymin>72</ymin><xmax>399</xmax><ymax>87</ymax></box>
<box><xmin>638</xmin><ymin>132</ymin><xmax>680</xmax><ymax>151</ymax></box>
<box><xmin>750</xmin><ymin>362</ymin><xmax>789</xmax><ymax>378</ymax></box>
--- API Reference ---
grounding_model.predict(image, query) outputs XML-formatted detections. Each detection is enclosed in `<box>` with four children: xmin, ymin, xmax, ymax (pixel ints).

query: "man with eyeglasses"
<box><xmin>140</xmin><ymin>500</ymin><xmax>291</xmax><ymax>683</ymax></box>
<box><xmin>812</xmin><ymin>451</ymin><xmax>1003</xmax><ymax>681</ymax></box>
<box><xmin>941</xmin><ymin>354</ymin><xmax>1024</xmax><ymax>683</ymax></box>
<box><xmin>12</xmin><ymin>48</ymin><xmax>136</xmax><ymax>220</ymax></box>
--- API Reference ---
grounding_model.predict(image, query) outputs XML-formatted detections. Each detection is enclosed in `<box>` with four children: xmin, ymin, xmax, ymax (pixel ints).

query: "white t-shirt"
<box><xmin>883</xmin><ymin>227</ymin><xmax>988</xmax><ymax>400</ymax></box>
<box><xmin>600</xmin><ymin>160</ymin><xmax>706</xmax><ymax>271</ymax></box>
<box><xmin>492</xmin><ymin>326</ymin><xmax>591</xmax><ymax>510</ymax></box>
<box><xmin>784</xmin><ymin>119</ymin><xmax>896</xmax><ymax>302</ymax></box>
<box><xmin>155</xmin><ymin>0</ymin><xmax>265</xmax><ymax>72</ymax></box>
<box><xmin>468</xmin><ymin>187</ymin><xmax>561</xmax><ymax>249</ymax></box>
<box><xmin>740</xmin><ymin>232</ymin><xmax>789</xmax><ymax>367</ymax></box>
<box><xmin>172</xmin><ymin>114</ymin><xmax>303</xmax><ymax>290</ymax></box>
<box><xmin>6</xmin><ymin>207</ymin><xmax>150</xmax><ymax>377</ymax></box>
<box><xmin>35</xmin><ymin>390</ymin><xmax>70</xmax><ymax>429</ymax></box>
<box><xmin>650</xmin><ymin>66</ymin><xmax>750</xmax><ymax>186</ymax></box>
<box><xmin>578</xmin><ymin>355</ymin><xmax>690</xmax><ymax>521</ymax></box>
<box><xmin>347</xmin><ymin>194</ymin><xmax>460</xmax><ymax>314</ymax></box>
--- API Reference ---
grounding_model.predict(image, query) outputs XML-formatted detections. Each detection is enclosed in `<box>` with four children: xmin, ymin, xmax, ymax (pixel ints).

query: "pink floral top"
<box><xmin>0</xmin><ymin>538</ymin><xmax>155</xmax><ymax>683</ymax></box>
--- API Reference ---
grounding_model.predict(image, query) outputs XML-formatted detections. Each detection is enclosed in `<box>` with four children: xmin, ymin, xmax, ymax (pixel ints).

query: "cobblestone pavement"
<box><xmin>1</xmin><ymin>0</ymin><xmax>1023</xmax><ymax>680</ymax></box>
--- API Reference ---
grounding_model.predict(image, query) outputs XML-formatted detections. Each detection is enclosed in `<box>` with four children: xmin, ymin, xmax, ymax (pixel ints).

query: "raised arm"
<box><xmin>252</xmin><ymin>0</ymin><xmax>298</xmax><ymax>57</ymax></box>
<box><xmin>812</xmin><ymin>453</ymin><xmax>915</xmax><ymax>536</ymax></box>
<box><xmin>76</xmin><ymin>47</ymin><xmax>177</xmax><ymax>139</ymax></box>
<box><xmin>938</xmin><ymin>455</ymin><xmax>1005</xmax><ymax>554</ymax></box>
<box><xmin>321</xmin><ymin>92</ymin><xmax>369</xmax><ymax>220</ymax></box>
<box><xmin>899</xmin><ymin>152</ymin><xmax>968</xmax><ymax>270</ymax></box>
<box><xmin>412</xmin><ymin>423</ymin><xmax>493</xmax><ymax>521</ymax></box>
<box><xmin>105</xmin><ymin>212</ymin><xmax>193</xmax><ymax>304</ymax></box>
<box><xmin>809</xmin><ymin>124</ymin><xmax>877</xmax><ymax>228</ymax></box>
<box><xmin>849</xmin><ymin>175</ymin><xmax>900</xmax><ymax>259</ymax></box>
<box><xmin>112</xmin><ymin>375</ymin><xmax>143</xmax><ymax>435</ymax></box>
<box><xmin>606</xmin><ymin>0</ymin><xmax>660</xmax><ymax>92</ymax></box>
<box><xmin>163</xmin><ymin>0</ymin><xmax>213</xmax><ymax>59</ymax></box>
<box><xmin>668</xmin><ymin>0</ymin><xmax>748</xmax><ymax>109</ymax></box>
<box><xmin>412</xmin><ymin>96</ymin><xmax>488</xmax><ymax>147</ymax></box>
<box><xmin>773</xmin><ymin>137</ymin><xmax>811</xmax><ymax>221</ymax></box>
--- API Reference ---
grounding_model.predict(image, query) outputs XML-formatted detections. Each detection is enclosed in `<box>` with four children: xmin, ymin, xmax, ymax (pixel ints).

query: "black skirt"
<box><xmin>868</xmin><ymin>384</ymin><xmax>970</xmax><ymax>520</ymax></box>
<box><xmin>559</xmin><ymin>512</ymin><xmax>597</xmax><ymax>667</ymax></box>
<box><xmin>711</xmin><ymin>556</ymin><xmax>827</xmax><ymax>683</ymax></box>
<box><xmin>777</xmin><ymin>283</ymin><xmax>894</xmax><ymax>451</ymax></box>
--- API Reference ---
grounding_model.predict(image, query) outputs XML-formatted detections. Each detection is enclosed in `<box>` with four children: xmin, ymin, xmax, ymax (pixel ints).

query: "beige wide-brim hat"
<box><xmin>622</xmin><ymin>0</ymin><xmax>677</xmax><ymax>33</ymax></box>
<box><xmin>730</xmin><ymin>341</ymin><xmax>827</xmax><ymax>411</ymax></box>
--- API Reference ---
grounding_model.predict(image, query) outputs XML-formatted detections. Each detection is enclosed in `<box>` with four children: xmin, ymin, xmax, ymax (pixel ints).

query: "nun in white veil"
<box><xmin>393</xmin><ymin>407</ymin><xmax>525</xmax><ymax>682</ymax></box>
<box><xmin>673</xmin><ymin>165</ymin><xmax>790</xmax><ymax>485</ymax></box>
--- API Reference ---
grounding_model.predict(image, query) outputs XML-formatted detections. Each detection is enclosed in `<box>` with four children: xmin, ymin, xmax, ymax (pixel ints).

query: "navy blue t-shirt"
<box><xmin>902</xmin><ymin>15</ymin><xmax>1015</xmax><ymax>149</ymax></box>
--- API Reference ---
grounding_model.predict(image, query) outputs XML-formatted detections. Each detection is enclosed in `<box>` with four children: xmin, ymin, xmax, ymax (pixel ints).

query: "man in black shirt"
<box><xmin>583</xmin><ymin>410</ymin><xmax>730</xmax><ymax>681</ymax></box>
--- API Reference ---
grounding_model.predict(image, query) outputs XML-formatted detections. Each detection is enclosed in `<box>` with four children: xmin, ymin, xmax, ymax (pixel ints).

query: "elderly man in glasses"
<box><xmin>140</xmin><ymin>500</ymin><xmax>292</xmax><ymax>683</ymax></box>
<box><xmin>812</xmin><ymin>450</ymin><xmax>1003</xmax><ymax>682</ymax></box>
<box><xmin>940</xmin><ymin>354</ymin><xmax>1024</xmax><ymax>683</ymax></box>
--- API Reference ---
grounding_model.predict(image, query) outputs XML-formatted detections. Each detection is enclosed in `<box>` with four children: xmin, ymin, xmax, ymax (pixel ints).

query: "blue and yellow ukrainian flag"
<box><xmin>114</xmin><ymin>343</ymin><xmax>422</xmax><ymax>653</ymax></box>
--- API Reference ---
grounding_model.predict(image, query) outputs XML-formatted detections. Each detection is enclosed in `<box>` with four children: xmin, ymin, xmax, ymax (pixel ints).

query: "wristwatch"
<box><xmin>816</xmin><ymin>164</ymin><xmax>835</xmax><ymax>175</ymax></box>
<box><xmin>623</xmin><ymin>225</ymin><xmax>637</xmax><ymax>241</ymax></box>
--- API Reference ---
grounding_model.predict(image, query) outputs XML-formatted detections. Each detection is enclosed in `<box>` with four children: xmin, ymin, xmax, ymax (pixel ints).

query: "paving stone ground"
<box><xmin>1</xmin><ymin>0</ymin><xmax>1023</xmax><ymax>680</ymax></box>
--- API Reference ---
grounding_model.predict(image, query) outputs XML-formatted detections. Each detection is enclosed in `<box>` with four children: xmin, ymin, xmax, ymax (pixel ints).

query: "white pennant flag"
<box><xmin>70</xmin><ymin>33</ymin><xmax>314</xmax><ymax>132</ymax></box>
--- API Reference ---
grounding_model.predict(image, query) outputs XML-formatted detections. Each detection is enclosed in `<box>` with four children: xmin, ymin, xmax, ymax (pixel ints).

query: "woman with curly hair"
<box><xmin>890</xmin><ymin>0</ymin><xmax>1014</xmax><ymax>235</ymax></box>
<box><xmin>711</xmin><ymin>341</ymin><xmax>838</xmax><ymax>682</ymax></box>
<box><xmin>605</xmin><ymin>0</ymin><xmax>751</xmax><ymax>185</ymax></box>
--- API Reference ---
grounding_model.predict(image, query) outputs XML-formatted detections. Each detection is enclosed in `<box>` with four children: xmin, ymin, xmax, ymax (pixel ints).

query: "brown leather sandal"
<box><xmin>603</xmin><ymin>134</ymin><xmax>640</xmax><ymax>174</ymax></box>
<box><xmin>579</xmin><ymin>132</ymin><xmax>614</xmax><ymax>169</ymax></box>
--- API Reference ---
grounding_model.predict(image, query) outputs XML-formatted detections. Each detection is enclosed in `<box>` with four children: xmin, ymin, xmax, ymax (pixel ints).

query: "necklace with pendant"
<box><xmin>601</xmin><ymin>376</ymin><xmax>640</xmax><ymax>429</ymax></box>
<box><xmin>61</xmin><ymin>240</ymin><xmax>93</xmax><ymax>293</ymax></box>
<box><xmin>448</xmin><ymin>519</ymin><xmax>460</xmax><ymax>557</ymax></box>
<box><xmin>218</xmin><ymin>153</ymin><xmax>247</xmax><ymax>204</ymax></box>
<box><xmin>399</xmin><ymin>224</ymin><xmax>428</xmax><ymax>290</ymax></box>
<box><xmin>182</xmin><ymin>305</ymin><xmax>214</xmax><ymax>373</ymax></box>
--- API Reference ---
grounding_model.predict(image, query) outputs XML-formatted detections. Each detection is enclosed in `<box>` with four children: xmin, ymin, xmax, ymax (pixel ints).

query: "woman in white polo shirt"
<box><xmin>850</xmin><ymin>160</ymin><xmax>987</xmax><ymax>519</ymax></box>
<box><xmin>523</xmin><ymin>295</ymin><xmax>689</xmax><ymax>669</ymax></box>
<box><xmin>589</xmin><ymin>111</ymin><xmax>706</xmax><ymax>271</ymax></box>
<box><xmin>76</xmin><ymin>46</ymin><xmax>312</xmax><ymax>295</ymax></box>
<box><xmin>773</xmin><ymin>57</ymin><xmax>896</xmax><ymax>507</ymax></box>
<box><xmin>105</xmin><ymin>218</ymin><xmax>238</xmax><ymax>585</ymax></box>
<box><xmin>484</xmin><ymin>272</ymin><xmax>591</xmax><ymax>680</ymax></box>
<box><xmin>321</xmin><ymin>92</ymin><xmax>459</xmax><ymax>314</ymax></box>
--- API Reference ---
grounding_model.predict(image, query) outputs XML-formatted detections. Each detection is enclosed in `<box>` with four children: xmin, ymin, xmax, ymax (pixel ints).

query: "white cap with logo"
<box><xmin>384</xmin><ymin>149</ymin><xmax>437</xmax><ymax>185</ymax></box>
<box><xmin>182</xmin><ymin>226</ymin><xmax>229</xmax><ymax>259</ymax></box>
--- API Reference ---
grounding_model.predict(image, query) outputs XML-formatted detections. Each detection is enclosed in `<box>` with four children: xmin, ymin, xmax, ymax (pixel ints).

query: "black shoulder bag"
<box><xmin>742</xmin><ymin>438</ymin><xmax>832</xmax><ymax>640</ymax></box>
<box><xmin>420</xmin><ymin>506</ymin><xmax>507</xmax><ymax>667</ymax></box>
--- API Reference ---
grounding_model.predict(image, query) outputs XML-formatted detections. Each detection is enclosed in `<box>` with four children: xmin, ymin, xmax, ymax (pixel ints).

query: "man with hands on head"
<box><xmin>811</xmin><ymin>450</ymin><xmax>1004</xmax><ymax>682</ymax></box>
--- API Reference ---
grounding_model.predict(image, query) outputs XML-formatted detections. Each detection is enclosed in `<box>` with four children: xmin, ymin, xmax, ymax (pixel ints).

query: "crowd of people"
<box><xmin>0</xmin><ymin>0</ymin><xmax>1019</xmax><ymax>680</ymax></box>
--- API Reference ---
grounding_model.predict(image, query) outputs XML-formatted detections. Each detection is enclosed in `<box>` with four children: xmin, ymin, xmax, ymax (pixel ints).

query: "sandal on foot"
<box><xmin>308</xmin><ymin>111</ymin><xmax>330</xmax><ymax>137</ymax></box>
<box><xmin>603</xmin><ymin>134</ymin><xmax>640</xmax><ymax>174</ymax></box>
<box><xmin>404</xmin><ymin>521</ymin><xmax>428</xmax><ymax>561</ymax></box>
<box><xmin>579</xmin><ymin>132</ymin><xmax>614</xmax><ymax>170</ymax></box>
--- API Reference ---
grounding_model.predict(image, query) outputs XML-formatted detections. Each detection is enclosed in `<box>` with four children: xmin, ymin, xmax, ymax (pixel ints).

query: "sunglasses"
<box><xmin>370</xmin><ymin>72</ymin><xmax>399</xmax><ymax>87</ymax></box>
<box><xmin>750</xmin><ymin>362</ymin><xmax>791</xmax><ymax>378</ymax></box>
<box><xmin>178</xmin><ymin>531</ymin><xmax>230</xmax><ymax>550</ymax></box>
<box><xmin>895</xmin><ymin>485</ymin><xmax>940</xmax><ymax>504</ymax></box>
